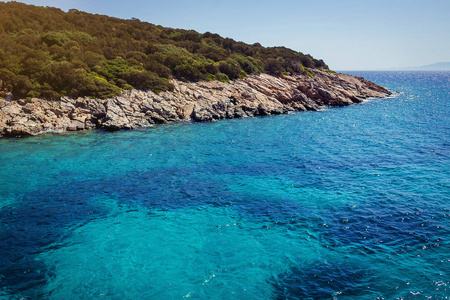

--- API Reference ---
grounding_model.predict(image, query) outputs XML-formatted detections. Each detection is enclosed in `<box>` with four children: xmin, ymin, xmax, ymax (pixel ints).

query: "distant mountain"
<box><xmin>394</xmin><ymin>62</ymin><xmax>450</xmax><ymax>71</ymax></box>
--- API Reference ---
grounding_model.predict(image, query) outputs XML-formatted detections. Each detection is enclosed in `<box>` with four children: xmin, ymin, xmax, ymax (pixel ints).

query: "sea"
<box><xmin>0</xmin><ymin>71</ymin><xmax>449</xmax><ymax>299</ymax></box>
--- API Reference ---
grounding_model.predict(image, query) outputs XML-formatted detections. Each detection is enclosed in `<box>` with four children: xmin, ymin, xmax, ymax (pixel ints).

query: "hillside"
<box><xmin>0</xmin><ymin>1</ymin><xmax>328</xmax><ymax>101</ymax></box>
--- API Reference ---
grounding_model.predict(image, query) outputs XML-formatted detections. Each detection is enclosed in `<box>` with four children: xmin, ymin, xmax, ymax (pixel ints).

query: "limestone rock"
<box><xmin>0</xmin><ymin>70</ymin><xmax>391</xmax><ymax>137</ymax></box>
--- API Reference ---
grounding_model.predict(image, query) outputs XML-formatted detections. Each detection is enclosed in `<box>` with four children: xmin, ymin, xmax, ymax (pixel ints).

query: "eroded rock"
<box><xmin>0</xmin><ymin>70</ymin><xmax>391</xmax><ymax>137</ymax></box>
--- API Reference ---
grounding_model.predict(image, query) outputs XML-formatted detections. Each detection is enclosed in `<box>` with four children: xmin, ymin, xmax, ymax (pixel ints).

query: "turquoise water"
<box><xmin>0</xmin><ymin>71</ymin><xmax>449</xmax><ymax>299</ymax></box>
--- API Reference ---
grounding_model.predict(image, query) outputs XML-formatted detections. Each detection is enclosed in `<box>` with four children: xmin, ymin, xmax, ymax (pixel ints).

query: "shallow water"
<box><xmin>0</xmin><ymin>71</ymin><xmax>449</xmax><ymax>299</ymax></box>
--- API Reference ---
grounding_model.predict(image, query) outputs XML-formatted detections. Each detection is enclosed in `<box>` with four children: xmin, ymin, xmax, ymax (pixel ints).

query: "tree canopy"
<box><xmin>0</xmin><ymin>1</ymin><xmax>328</xmax><ymax>100</ymax></box>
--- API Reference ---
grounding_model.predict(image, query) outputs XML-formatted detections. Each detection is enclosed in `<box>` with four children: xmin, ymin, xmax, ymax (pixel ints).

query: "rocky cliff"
<box><xmin>0</xmin><ymin>69</ymin><xmax>390</xmax><ymax>137</ymax></box>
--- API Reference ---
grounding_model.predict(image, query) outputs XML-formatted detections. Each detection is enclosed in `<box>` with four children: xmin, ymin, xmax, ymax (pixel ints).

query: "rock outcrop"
<box><xmin>0</xmin><ymin>70</ymin><xmax>390</xmax><ymax>137</ymax></box>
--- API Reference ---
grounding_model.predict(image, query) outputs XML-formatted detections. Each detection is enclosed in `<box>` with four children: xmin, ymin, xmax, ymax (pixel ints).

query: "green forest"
<box><xmin>0</xmin><ymin>1</ymin><xmax>329</xmax><ymax>100</ymax></box>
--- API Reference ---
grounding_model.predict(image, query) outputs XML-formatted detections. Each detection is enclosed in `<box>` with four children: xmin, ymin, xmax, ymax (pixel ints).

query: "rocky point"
<box><xmin>0</xmin><ymin>69</ymin><xmax>390</xmax><ymax>137</ymax></box>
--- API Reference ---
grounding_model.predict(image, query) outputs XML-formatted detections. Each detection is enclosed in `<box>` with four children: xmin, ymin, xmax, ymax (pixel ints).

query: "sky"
<box><xmin>4</xmin><ymin>0</ymin><xmax>450</xmax><ymax>70</ymax></box>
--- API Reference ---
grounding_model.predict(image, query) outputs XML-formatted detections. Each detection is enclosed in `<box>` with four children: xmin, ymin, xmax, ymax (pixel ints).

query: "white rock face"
<box><xmin>0</xmin><ymin>70</ymin><xmax>390</xmax><ymax>137</ymax></box>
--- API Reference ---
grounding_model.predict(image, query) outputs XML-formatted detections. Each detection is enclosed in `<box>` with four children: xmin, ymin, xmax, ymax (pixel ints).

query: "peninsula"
<box><xmin>0</xmin><ymin>2</ymin><xmax>390</xmax><ymax>137</ymax></box>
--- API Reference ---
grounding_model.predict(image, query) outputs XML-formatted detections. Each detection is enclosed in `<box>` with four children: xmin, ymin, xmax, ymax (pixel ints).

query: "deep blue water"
<box><xmin>0</xmin><ymin>71</ymin><xmax>449</xmax><ymax>299</ymax></box>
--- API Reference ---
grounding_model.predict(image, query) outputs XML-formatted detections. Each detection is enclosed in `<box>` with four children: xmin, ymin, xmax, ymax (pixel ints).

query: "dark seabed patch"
<box><xmin>319</xmin><ymin>202</ymin><xmax>449</xmax><ymax>254</ymax></box>
<box><xmin>271</xmin><ymin>261</ymin><xmax>373</xmax><ymax>299</ymax></box>
<box><xmin>0</xmin><ymin>188</ymin><xmax>107</xmax><ymax>297</ymax></box>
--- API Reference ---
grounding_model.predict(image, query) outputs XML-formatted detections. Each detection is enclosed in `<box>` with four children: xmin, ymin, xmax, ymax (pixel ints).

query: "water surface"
<box><xmin>0</xmin><ymin>71</ymin><xmax>449</xmax><ymax>299</ymax></box>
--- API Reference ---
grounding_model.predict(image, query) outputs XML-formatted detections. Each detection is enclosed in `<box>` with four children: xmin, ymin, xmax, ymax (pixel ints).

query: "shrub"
<box><xmin>205</xmin><ymin>63</ymin><xmax>219</xmax><ymax>75</ymax></box>
<box><xmin>263</xmin><ymin>58</ymin><xmax>283</xmax><ymax>75</ymax></box>
<box><xmin>39</xmin><ymin>85</ymin><xmax>61</xmax><ymax>100</ymax></box>
<box><xmin>81</xmin><ymin>51</ymin><xmax>105</xmax><ymax>68</ymax></box>
<box><xmin>121</xmin><ymin>69</ymin><xmax>173</xmax><ymax>93</ymax></box>
<box><xmin>304</xmin><ymin>68</ymin><xmax>314</xmax><ymax>78</ymax></box>
<box><xmin>196</xmin><ymin>46</ymin><xmax>227</xmax><ymax>62</ymax></box>
<box><xmin>11</xmin><ymin>75</ymin><xmax>34</xmax><ymax>98</ymax></box>
<box><xmin>41</xmin><ymin>31</ymin><xmax>70</xmax><ymax>47</ymax></box>
<box><xmin>219</xmin><ymin>59</ymin><xmax>241</xmax><ymax>80</ymax></box>
<box><xmin>233</xmin><ymin>55</ymin><xmax>259</xmax><ymax>75</ymax></box>
<box><xmin>216</xmin><ymin>73</ymin><xmax>229</xmax><ymax>83</ymax></box>
<box><xmin>0</xmin><ymin>68</ymin><xmax>15</xmax><ymax>90</ymax></box>
<box><xmin>164</xmin><ymin>54</ymin><xmax>184</xmax><ymax>70</ymax></box>
<box><xmin>99</xmin><ymin>58</ymin><xmax>131</xmax><ymax>80</ymax></box>
<box><xmin>174</xmin><ymin>64</ymin><xmax>204</xmax><ymax>81</ymax></box>
<box><xmin>144</xmin><ymin>60</ymin><xmax>171</xmax><ymax>78</ymax></box>
<box><xmin>300</xmin><ymin>56</ymin><xmax>314</xmax><ymax>68</ymax></box>
<box><xmin>21</xmin><ymin>58</ymin><xmax>45</xmax><ymax>77</ymax></box>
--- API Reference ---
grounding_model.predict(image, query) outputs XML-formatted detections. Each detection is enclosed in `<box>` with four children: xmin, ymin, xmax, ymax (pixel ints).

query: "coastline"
<box><xmin>0</xmin><ymin>69</ymin><xmax>391</xmax><ymax>138</ymax></box>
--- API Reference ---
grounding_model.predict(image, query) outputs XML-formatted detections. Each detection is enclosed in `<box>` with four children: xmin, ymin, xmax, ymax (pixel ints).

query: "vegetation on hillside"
<box><xmin>0</xmin><ymin>1</ymin><xmax>328</xmax><ymax>100</ymax></box>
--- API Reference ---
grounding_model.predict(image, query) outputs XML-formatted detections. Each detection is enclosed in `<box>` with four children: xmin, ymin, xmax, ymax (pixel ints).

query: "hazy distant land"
<box><xmin>392</xmin><ymin>62</ymin><xmax>450</xmax><ymax>71</ymax></box>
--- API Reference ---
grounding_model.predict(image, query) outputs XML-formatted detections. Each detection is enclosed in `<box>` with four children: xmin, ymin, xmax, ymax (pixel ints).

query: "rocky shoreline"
<box><xmin>0</xmin><ymin>69</ymin><xmax>391</xmax><ymax>138</ymax></box>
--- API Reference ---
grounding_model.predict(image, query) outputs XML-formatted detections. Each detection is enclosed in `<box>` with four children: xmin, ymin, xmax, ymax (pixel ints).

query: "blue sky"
<box><xmin>5</xmin><ymin>0</ymin><xmax>450</xmax><ymax>70</ymax></box>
